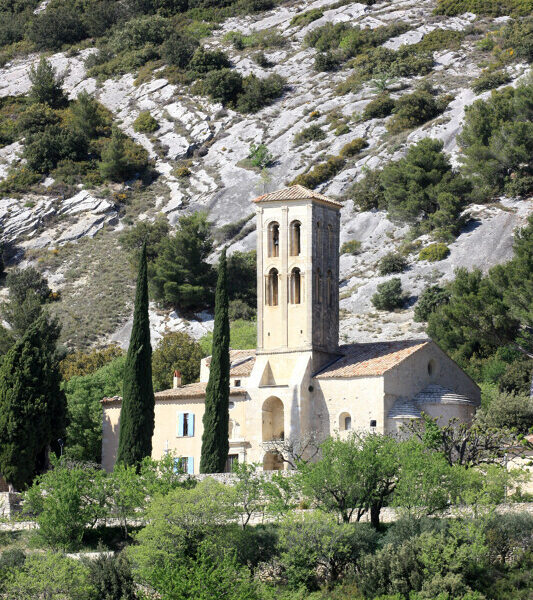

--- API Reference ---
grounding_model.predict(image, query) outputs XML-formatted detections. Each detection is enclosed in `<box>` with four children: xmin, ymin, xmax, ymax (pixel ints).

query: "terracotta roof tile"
<box><xmin>315</xmin><ymin>340</ymin><xmax>429</xmax><ymax>378</ymax></box>
<box><xmin>253</xmin><ymin>185</ymin><xmax>342</xmax><ymax>208</ymax></box>
<box><xmin>102</xmin><ymin>382</ymin><xmax>247</xmax><ymax>404</ymax></box>
<box><xmin>205</xmin><ymin>349</ymin><xmax>256</xmax><ymax>377</ymax></box>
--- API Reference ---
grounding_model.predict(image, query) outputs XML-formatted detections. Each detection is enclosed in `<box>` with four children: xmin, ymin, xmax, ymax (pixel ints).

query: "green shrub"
<box><xmin>472</xmin><ymin>69</ymin><xmax>511</xmax><ymax>93</ymax></box>
<box><xmin>0</xmin><ymin>166</ymin><xmax>41</xmax><ymax>194</ymax></box>
<box><xmin>290</xmin><ymin>8</ymin><xmax>323</xmax><ymax>27</ymax></box>
<box><xmin>294</xmin><ymin>124</ymin><xmax>326</xmax><ymax>145</ymax></box>
<box><xmin>224</xmin><ymin>28</ymin><xmax>286</xmax><ymax>49</ymax></box>
<box><xmin>28</xmin><ymin>57</ymin><xmax>67</xmax><ymax>109</ymax></box>
<box><xmin>236</xmin><ymin>73</ymin><xmax>285</xmax><ymax>113</ymax></box>
<box><xmin>174</xmin><ymin>165</ymin><xmax>191</xmax><ymax>178</ymax></box>
<box><xmin>0</xmin><ymin>96</ymin><xmax>26</xmax><ymax>146</ymax></box>
<box><xmin>133</xmin><ymin>110</ymin><xmax>159</xmax><ymax>133</ymax></box>
<box><xmin>98</xmin><ymin>126</ymin><xmax>149</xmax><ymax>181</ymax></box>
<box><xmin>371</xmin><ymin>278</ymin><xmax>404</xmax><ymax>311</ymax></box>
<box><xmin>152</xmin><ymin>331</ymin><xmax>203</xmax><ymax>392</ymax></box>
<box><xmin>188</xmin><ymin>47</ymin><xmax>231</xmax><ymax>73</ymax></box>
<box><xmin>387</xmin><ymin>88</ymin><xmax>449</xmax><ymax>134</ymax></box>
<box><xmin>412</xmin><ymin>28</ymin><xmax>464</xmax><ymax>52</ymax></box>
<box><xmin>24</xmin><ymin>125</ymin><xmax>88</xmax><ymax>173</ymax></box>
<box><xmin>418</xmin><ymin>243</ymin><xmax>450</xmax><ymax>262</ymax></box>
<box><xmin>378</xmin><ymin>252</ymin><xmax>408</xmax><ymax>275</ymax></box>
<box><xmin>434</xmin><ymin>0</ymin><xmax>532</xmax><ymax>17</ymax></box>
<box><xmin>340</xmin><ymin>239</ymin><xmax>361</xmax><ymax>255</ymax></box>
<box><xmin>314</xmin><ymin>51</ymin><xmax>341</xmax><ymax>72</ymax></box>
<box><xmin>87</xmin><ymin>553</ymin><xmax>136</xmax><ymax>600</ymax></box>
<box><xmin>291</xmin><ymin>155</ymin><xmax>345</xmax><ymax>189</ymax></box>
<box><xmin>363</xmin><ymin>94</ymin><xmax>395</xmax><ymax>120</ymax></box>
<box><xmin>339</xmin><ymin>137</ymin><xmax>368</xmax><ymax>157</ymax></box>
<box><xmin>17</xmin><ymin>102</ymin><xmax>59</xmax><ymax>135</ymax></box>
<box><xmin>162</xmin><ymin>31</ymin><xmax>199</xmax><ymax>68</ymax></box>
<box><xmin>351</xmin><ymin>168</ymin><xmax>385</xmax><ymax>211</ymax></box>
<box><xmin>499</xmin><ymin>16</ymin><xmax>533</xmax><ymax>61</ymax></box>
<box><xmin>247</xmin><ymin>142</ymin><xmax>274</xmax><ymax>168</ymax></box>
<box><xmin>28</xmin><ymin>8</ymin><xmax>86</xmax><ymax>50</ymax></box>
<box><xmin>201</xmin><ymin>68</ymin><xmax>243</xmax><ymax>105</ymax></box>
<box><xmin>108</xmin><ymin>14</ymin><xmax>170</xmax><ymax>53</ymax></box>
<box><xmin>414</xmin><ymin>284</ymin><xmax>450</xmax><ymax>322</ymax></box>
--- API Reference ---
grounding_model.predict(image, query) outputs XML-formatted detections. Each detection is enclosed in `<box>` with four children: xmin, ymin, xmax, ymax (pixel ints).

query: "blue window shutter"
<box><xmin>177</xmin><ymin>413</ymin><xmax>184</xmax><ymax>437</ymax></box>
<box><xmin>188</xmin><ymin>413</ymin><xmax>195</xmax><ymax>437</ymax></box>
<box><xmin>173</xmin><ymin>458</ymin><xmax>179</xmax><ymax>473</ymax></box>
<box><xmin>187</xmin><ymin>456</ymin><xmax>194</xmax><ymax>474</ymax></box>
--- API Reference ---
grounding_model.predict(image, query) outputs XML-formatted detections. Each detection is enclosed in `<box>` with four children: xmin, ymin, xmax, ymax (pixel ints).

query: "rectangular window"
<box><xmin>174</xmin><ymin>457</ymin><xmax>194</xmax><ymax>474</ymax></box>
<box><xmin>225</xmin><ymin>454</ymin><xmax>238</xmax><ymax>473</ymax></box>
<box><xmin>234</xmin><ymin>379</ymin><xmax>241</xmax><ymax>387</ymax></box>
<box><xmin>177</xmin><ymin>412</ymin><xmax>195</xmax><ymax>437</ymax></box>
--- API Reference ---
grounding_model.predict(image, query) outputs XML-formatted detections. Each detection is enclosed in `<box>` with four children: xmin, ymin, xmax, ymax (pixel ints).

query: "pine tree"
<box><xmin>99</xmin><ymin>126</ymin><xmax>128</xmax><ymax>182</ymax></box>
<box><xmin>200</xmin><ymin>248</ymin><xmax>230</xmax><ymax>473</ymax></box>
<box><xmin>0</xmin><ymin>315</ymin><xmax>66</xmax><ymax>490</ymax></box>
<box><xmin>28</xmin><ymin>57</ymin><xmax>67</xmax><ymax>109</ymax></box>
<box><xmin>117</xmin><ymin>243</ymin><xmax>155</xmax><ymax>467</ymax></box>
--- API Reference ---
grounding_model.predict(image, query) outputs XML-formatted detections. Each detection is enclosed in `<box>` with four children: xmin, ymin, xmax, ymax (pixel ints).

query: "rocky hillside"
<box><xmin>0</xmin><ymin>0</ymin><xmax>531</xmax><ymax>349</ymax></box>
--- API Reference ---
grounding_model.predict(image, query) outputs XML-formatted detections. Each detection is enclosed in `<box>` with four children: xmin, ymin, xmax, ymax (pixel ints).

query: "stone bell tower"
<box><xmin>254</xmin><ymin>185</ymin><xmax>341</xmax><ymax>367</ymax></box>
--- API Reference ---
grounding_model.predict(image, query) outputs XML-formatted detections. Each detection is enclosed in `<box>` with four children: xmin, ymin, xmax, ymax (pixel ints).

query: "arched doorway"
<box><xmin>263</xmin><ymin>450</ymin><xmax>284</xmax><ymax>471</ymax></box>
<box><xmin>262</xmin><ymin>396</ymin><xmax>284</xmax><ymax>442</ymax></box>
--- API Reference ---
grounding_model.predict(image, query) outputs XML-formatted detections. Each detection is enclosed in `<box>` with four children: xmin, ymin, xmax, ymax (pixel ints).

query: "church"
<box><xmin>101</xmin><ymin>185</ymin><xmax>480</xmax><ymax>473</ymax></box>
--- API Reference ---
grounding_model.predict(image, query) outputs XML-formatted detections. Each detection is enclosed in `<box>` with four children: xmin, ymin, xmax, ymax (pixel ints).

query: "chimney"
<box><xmin>173</xmin><ymin>370</ymin><xmax>182</xmax><ymax>389</ymax></box>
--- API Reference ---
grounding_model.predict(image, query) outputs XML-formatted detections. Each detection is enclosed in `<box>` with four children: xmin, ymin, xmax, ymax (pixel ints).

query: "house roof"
<box><xmin>102</xmin><ymin>382</ymin><xmax>247</xmax><ymax>404</ymax></box>
<box><xmin>253</xmin><ymin>185</ymin><xmax>343</xmax><ymax>208</ymax></box>
<box><xmin>387</xmin><ymin>383</ymin><xmax>478</xmax><ymax>419</ymax></box>
<box><xmin>315</xmin><ymin>340</ymin><xmax>429</xmax><ymax>378</ymax></box>
<box><xmin>205</xmin><ymin>349</ymin><xmax>256</xmax><ymax>377</ymax></box>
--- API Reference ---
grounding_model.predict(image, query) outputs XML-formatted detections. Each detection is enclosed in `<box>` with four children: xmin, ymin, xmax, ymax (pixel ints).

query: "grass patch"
<box><xmin>199</xmin><ymin>319</ymin><xmax>256</xmax><ymax>354</ymax></box>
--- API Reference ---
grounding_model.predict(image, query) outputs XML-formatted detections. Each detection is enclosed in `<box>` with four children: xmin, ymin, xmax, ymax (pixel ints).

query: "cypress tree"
<box><xmin>117</xmin><ymin>243</ymin><xmax>155</xmax><ymax>467</ymax></box>
<box><xmin>200</xmin><ymin>248</ymin><xmax>230</xmax><ymax>473</ymax></box>
<box><xmin>0</xmin><ymin>315</ymin><xmax>66</xmax><ymax>490</ymax></box>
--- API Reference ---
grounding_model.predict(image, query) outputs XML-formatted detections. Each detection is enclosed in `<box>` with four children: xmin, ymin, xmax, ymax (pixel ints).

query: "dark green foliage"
<box><xmin>227</xmin><ymin>250</ymin><xmax>257</xmax><ymax>309</ymax></box>
<box><xmin>236</xmin><ymin>73</ymin><xmax>285</xmax><ymax>113</ymax></box>
<box><xmin>119</xmin><ymin>216</ymin><xmax>170</xmax><ymax>268</ymax></box>
<box><xmin>340</xmin><ymin>239</ymin><xmax>361</xmax><ymax>255</ymax></box>
<box><xmin>435</xmin><ymin>0</ymin><xmax>532</xmax><ymax>17</ymax></box>
<box><xmin>0</xmin><ymin>315</ymin><xmax>66</xmax><ymax>490</ymax></box>
<box><xmin>70</xmin><ymin>91</ymin><xmax>110</xmax><ymax>139</ymax></box>
<box><xmin>17</xmin><ymin>102</ymin><xmax>60</xmax><ymax>135</ymax></box>
<box><xmin>28</xmin><ymin>57</ymin><xmax>67</xmax><ymax>108</ymax></box>
<box><xmin>87</xmin><ymin>552</ymin><xmax>136</xmax><ymax>600</ymax></box>
<box><xmin>0</xmin><ymin>96</ymin><xmax>27</xmax><ymax>147</ymax></box>
<box><xmin>63</xmin><ymin>354</ymin><xmax>125</xmax><ymax>462</ymax></box>
<box><xmin>290</xmin><ymin>8</ymin><xmax>323</xmax><ymax>27</ymax></box>
<box><xmin>152</xmin><ymin>331</ymin><xmax>203</xmax><ymax>391</ymax></box>
<box><xmin>472</xmin><ymin>69</ymin><xmax>511</xmax><ymax>93</ymax></box>
<box><xmin>499</xmin><ymin>16</ymin><xmax>533</xmax><ymax>61</ymax></box>
<box><xmin>117</xmin><ymin>244</ymin><xmax>155</xmax><ymax>467</ymax></box>
<box><xmin>499</xmin><ymin>358</ymin><xmax>533</xmax><ymax>395</ymax></box>
<box><xmin>82</xmin><ymin>0</ymin><xmax>122</xmax><ymax>38</ymax></box>
<box><xmin>28</xmin><ymin>7</ymin><xmax>86</xmax><ymax>50</ymax></box>
<box><xmin>292</xmin><ymin>155</ymin><xmax>345</xmax><ymax>189</ymax></box>
<box><xmin>162</xmin><ymin>31</ymin><xmax>199</xmax><ymax>67</ymax></box>
<box><xmin>387</xmin><ymin>87</ymin><xmax>450</xmax><ymax>133</ymax></box>
<box><xmin>479</xmin><ymin>389</ymin><xmax>533</xmax><ymax>434</ymax></box>
<box><xmin>152</xmin><ymin>212</ymin><xmax>215</xmax><ymax>309</ymax></box>
<box><xmin>363</xmin><ymin>94</ymin><xmax>395</xmax><ymax>120</ymax></box>
<box><xmin>411</xmin><ymin>28</ymin><xmax>464</xmax><ymax>52</ymax></box>
<box><xmin>371</xmin><ymin>278</ymin><xmax>404</xmax><ymax>311</ymax></box>
<box><xmin>314</xmin><ymin>51</ymin><xmax>341</xmax><ymax>72</ymax></box>
<box><xmin>6</xmin><ymin>266</ymin><xmax>50</xmax><ymax>304</ymax></box>
<box><xmin>413</xmin><ymin>284</ymin><xmax>450</xmax><ymax>322</ymax></box>
<box><xmin>339</xmin><ymin>137</ymin><xmax>368</xmax><ymax>157</ymax></box>
<box><xmin>99</xmin><ymin>126</ymin><xmax>149</xmax><ymax>181</ymax></box>
<box><xmin>378</xmin><ymin>252</ymin><xmax>407</xmax><ymax>275</ymax></box>
<box><xmin>133</xmin><ymin>110</ymin><xmax>159</xmax><ymax>133</ymax></box>
<box><xmin>459</xmin><ymin>78</ymin><xmax>533</xmax><ymax>200</ymax></box>
<box><xmin>351</xmin><ymin>168</ymin><xmax>385</xmax><ymax>211</ymax></box>
<box><xmin>24</xmin><ymin>125</ymin><xmax>88</xmax><ymax>173</ymax></box>
<box><xmin>200</xmin><ymin>248</ymin><xmax>230</xmax><ymax>474</ymax></box>
<box><xmin>201</xmin><ymin>68</ymin><xmax>243</xmax><ymax>104</ymax></box>
<box><xmin>188</xmin><ymin>47</ymin><xmax>231</xmax><ymax>73</ymax></box>
<box><xmin>294</xmin><ymin>124</ymin><xmax>326</xmax><ymax>145</ymax></box>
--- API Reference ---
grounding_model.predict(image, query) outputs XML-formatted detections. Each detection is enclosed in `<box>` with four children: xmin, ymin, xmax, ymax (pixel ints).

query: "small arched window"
<box><xmin>315</xmin><ymin>268</ymin><xmax>322</xmax><ymax>304</ymax></box>
<box><xmin>290</xmin><ymin>221</ymin><xmax>301</xmax><ymax>256</ymax></box>
<box><xmin>290</xmin><ymin>268</ymin><xmax>301</xmax><ymax>304</ymax></box>
<box><xmin>268</xmin><ymin>222</ymin><xmax>279</xmax><ymax>258</ymax></box>
<box><xmin>339</xmin><ymin>412</ymin><xmax>352</xmax><ymax>431</ymax></box>
<box><xmin>267</xmin><ymin>268</ymin><xmax>279</xmax><ymax>306</ymax></box>
<box><xmin>327</xmin><ymin>269</ymin><xmax>333</xmax><ymax>307</ymax></box>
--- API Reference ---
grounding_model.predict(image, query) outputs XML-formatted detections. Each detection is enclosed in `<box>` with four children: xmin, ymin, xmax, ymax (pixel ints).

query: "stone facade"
<box><xmin>101</xmin><ymin>185</ymin><xmax>480</xmax><ymax>473</ymax></box>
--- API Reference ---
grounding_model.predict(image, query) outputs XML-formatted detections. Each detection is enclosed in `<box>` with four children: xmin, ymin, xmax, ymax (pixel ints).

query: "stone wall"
<box><xmin>0</xmin><ymin>492</ymin><xmax>22</xmax><ymax>518</ymax></box>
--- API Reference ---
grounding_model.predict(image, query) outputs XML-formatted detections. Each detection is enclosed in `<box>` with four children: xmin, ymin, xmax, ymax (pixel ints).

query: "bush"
<box><xmin>16</xmin><ymin>103</ymin><xmax>58</xmax><ymax>136</ymax></box>
<box><xmin>133</xmin><ymin>110</ymin><xmax>159</xmax><ymax>133</ymax></box>
<box><xmin>87</xmin><ymin>552</ymin><xmax>136</xmax><ymax>600</ymax></box>
<box><xmin>247</xmin><ymin>142</ymin><xmax>274</xmax><ymax>168</ymax></box>
<box><xmin>228</xmin><ymin>299</ymin><xmax>255</xmax><ymax>321</ymax></box>
<box><xmin>152</xmin><ymin>331</ymin><xmax>203</xmax><ymax>392</ymax></box>
<box><xmin>28</xmin><ymin>57</ymin><xmax>67</xmax><ymax>109</ymax></box>
<box><xmin>472</xmin><ymin>69</ymin><xmax>511</xmax><ymax>93</ymax></box>
<box><xmin>314</xmin><ymin>51</ymin><xmax>341</xmax><ymax>72</ymax></box>
<box><xmin>162</xmin><ymin>31</ymin><xmax>199</xmax><ymax>67</ymax></box>
<box><xmin>363</xmin><ymin>94</ymin><xmax>395</xmax><ymax>120</ymax></box>
<box><xmin>388</xmin><ymin>88</ymin><xmax>449</xmax><ymax>134</ymax></box>
<box><xmin>24</xmin><ymin>125</ymin><xmax>88</xmax><ymax>173</ymax></box>
<box><xmin>108</xmin><ymin>14</ymin><xmax>170</xmax><ymax>53</ymax></box>
<box><xmin>290</xmin><ymin>8</ymin><xmax>323</xmax><ymax>27</ymax></box>
<box><xmin>236</xmin><ymin>73</ymin><xmax>285</xmax><ymax>113</ymax></box>
<box><xmin>69</xmin><ymin>91</ymin><xmax>110</xmax><ymax>139</ymax></box>
<box><xmin>98</xmin><ymin>126</ymin><xmax>149</xmax><ymax>181</ymax></box>
<box><xmin>435</xmin><ymin>0</ymin><xmax>532</xmax><ymax>17</ymax></box>
<box><xmin>294</xmin><ymin>124</ymin><xmax>326</xmax><ymax>145</ymax></box>
<box><xmin>351</xmin><ymin>168</ymin><xmax>385</xmax><ymax>211</ymax></box>
<box><xmin>418</xmin><ymin>243</ymin><xmax>450</xmax><ymax>262</ymax></box>
<box><xmin>201</xmin><ymin>68</ymin><xmax>243</xmax><ymax>105</ymax></box>
<box><xmin>340</xmin><ymin>239</ymin><xmax>361</xmax><ymax>255</ymax></box>
<box><xmin>291</xmin><ymin>155</ymin><xmax>345</xmax><ymax>189</ymax></box>
<box><xmin>339</xmin><ymin>137</ymin><xmax>367</xmax><ymax>157</ymax></box>
<box><xmin>413</xmin><ymin>284</ymin><xmax>450</xmax><ymax>322</ymax></box>
<box><xmin>371</xmin><ymin>278</ymin><xmax>404</xmax><ymax>311</ymax></box>
<box><xmin>378</xmin><ymin>252</ymin><xmax>407</xmax><ymax>275</ymax></box>
<box><xmin>28</xmin><ymin>8</ymin><xmax>86</xmax><ymax>50</ymax></box>
<box><xmin>188</xmin><ymin>47</ymin><xmax>231</xmax><ymax>73</ymax></box>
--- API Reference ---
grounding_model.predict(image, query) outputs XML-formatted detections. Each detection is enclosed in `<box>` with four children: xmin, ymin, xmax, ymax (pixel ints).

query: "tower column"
<box><xmin>256</xmin><ymin>207</ymin><xmax>264</xmax><ymax>349</ymax></box>
<box><xmin>280</xmin><ymin>206</ymin><xmax>289</xmax><ymax>348</ymax></box>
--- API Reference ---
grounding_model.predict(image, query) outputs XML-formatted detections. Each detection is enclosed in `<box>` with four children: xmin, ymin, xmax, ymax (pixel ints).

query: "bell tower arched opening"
<box><xmin>262</xmin><ymin>396</ymin><xmax>284</xmax><ymax>442</ymax></box>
